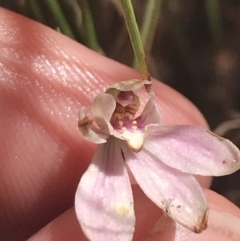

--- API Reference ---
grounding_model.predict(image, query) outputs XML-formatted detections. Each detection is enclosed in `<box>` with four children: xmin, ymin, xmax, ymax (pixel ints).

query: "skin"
<box><xmin>0</xmin><ymin>7</ymin><xmax>240</xmax><ymax>241</ymax></box>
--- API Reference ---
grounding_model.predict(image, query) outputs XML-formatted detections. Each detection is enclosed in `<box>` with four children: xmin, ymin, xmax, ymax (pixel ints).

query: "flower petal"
<box><xmin>109</xmin><ymin>79</ymin><xmax>150</xmax><ymax>92</ymax></box>
<box><xmin>75</xmin><ymin>138</ymin><xmax>135</xmax><ymax>241</ymax></box>
<box><xmin>145</xmin><ymin>125</ymin><xmax>240</xmax><ymax>176</ymax></box>
<box><xmin>91</xmin><ymin>93</ymin><xmax>115</xmax><ymax>133</ymax></box>
<box><xmin>121</xmin><ymin>142</ymin><xmax>208</xmax><ymax>232</ymax></box>
<box><xmin>136</xmin><ymin>97</ymin><xmax>161</xmax><ymax>130</ymax></box>
<box><xmin>78</xmin><ymin>107</ymin><xmax>107</xmax><ymax>143</ymax></box>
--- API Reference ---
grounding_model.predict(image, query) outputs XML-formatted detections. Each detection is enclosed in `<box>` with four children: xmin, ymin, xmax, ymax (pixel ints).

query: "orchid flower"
<box><xmin>75</xmin><ymin>79</ymin><xmax>240</xmax><ymax>241</ymax></box>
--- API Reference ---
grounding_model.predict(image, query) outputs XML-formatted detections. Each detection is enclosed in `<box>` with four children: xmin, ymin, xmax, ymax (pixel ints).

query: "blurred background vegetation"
<box><xmin>1</xmin><ymin>0</ymin><xmax>240</xmax><ymax>206</ymax></box>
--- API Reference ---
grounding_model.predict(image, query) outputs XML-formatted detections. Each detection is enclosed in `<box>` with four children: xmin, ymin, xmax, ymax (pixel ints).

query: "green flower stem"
<box><xmin>77</xmin><ymin>0</ymin><xmax>102</xmax><ymax>52</ymax></box>
<box><xmin>44</xmin><ymin>0</ymin><xmax>76</xmax><ymax>39</ymax></box>
<box><xmin>205</xmin><ymin>0</ymin><xmax>223</xmax><ymax>47</ymax></box>
<box><xmin>121</xmin><ymin>0</ymin><xmax>151</xmax><ymax>92</ymax></box>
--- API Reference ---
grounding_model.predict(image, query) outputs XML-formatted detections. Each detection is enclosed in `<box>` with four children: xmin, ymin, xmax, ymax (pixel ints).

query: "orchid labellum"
<box><xmin>75</xmin><ymin>79</ymin><xmax>240</xmax><ymax>241</ymax></box>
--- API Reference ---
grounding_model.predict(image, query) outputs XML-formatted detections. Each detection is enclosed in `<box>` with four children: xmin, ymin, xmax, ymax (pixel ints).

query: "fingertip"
<box><xmin>152</xmin><ymin>81</ymin><xmax>208</xmax><ymax>127</ymax></box>
<box><xmin>27</xmin><ymin>209</ymin><xmax>88</xmax><ymax>241</ymax></box>
<box><xmin>204</xmin><ymin>189</ymin><xmax>240</xmax><ymax>217</ymax></box>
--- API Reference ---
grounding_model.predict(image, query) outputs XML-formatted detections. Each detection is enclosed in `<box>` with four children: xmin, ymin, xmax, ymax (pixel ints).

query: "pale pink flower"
<box><xmin>75</xmin><ymin>79</ymin><xmax>240</xmax><ymax>241</ymax></box>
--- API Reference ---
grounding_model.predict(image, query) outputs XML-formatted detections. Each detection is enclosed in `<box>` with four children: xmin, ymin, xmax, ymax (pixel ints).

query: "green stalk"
<box><xmin>205</xmin><ymin>0</ymin><xmax>223</xmax><ymax>47</ymax></box>
<box><xmin>121</xmin><ymin>0</ymin><xmax>151</xmax><ymax>92</ymax></box>
<box><xmin>77</xmin><ymin>0</ymin><xmax>102</xmax><ymax>52</ymax></box>
<box><xmin>44</xmin><ymin>0</ymin><xmax>76</xmax><ymax>39</ymax></box>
